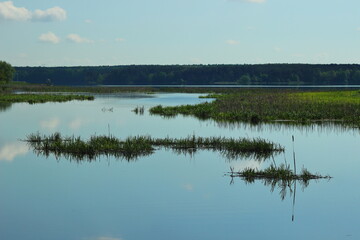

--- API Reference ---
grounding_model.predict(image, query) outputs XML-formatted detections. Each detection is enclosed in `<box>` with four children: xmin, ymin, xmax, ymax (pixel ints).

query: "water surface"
<box><xmin>0</xmin><ymin>93</ymin><xmax>359</xmax><ymax>240</ymax></box>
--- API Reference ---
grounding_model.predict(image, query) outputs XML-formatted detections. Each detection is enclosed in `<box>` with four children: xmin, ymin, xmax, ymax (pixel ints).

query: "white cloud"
<box><xmin>32</xmin><ymin>6</ymin><xmax>66</xmax><ymax>22</ymax></box>
<box><xmin>226</xmin><ymin>39</ymin><xmax>240</xmax><ymax>45</ymax></box>
<box><xmin>0</xmin><ymin>142</ymin><xmax>28</xmax><ymax>162</ymax></box>
<box><xmin>0</xmin><ymin>1</ymin><xmax>66</xmax><ymax>22</ymax></box>
<box><xmin>67</xmin><ymin>34</ymin><xmax>93</xmax><ymax>43</ymax></box>
<box><xmin>39</xmin><ymin>32</ymin><xmax>60</xmax><ymax>44</ymax></box>
<box><xmin>40</xmin><ymin>118</ymin><xmax>60</xmax><ymax>130</ymax></box>
<box><xmin>0</xmin><ymin>1</ymin><xmax>31</xmax><ymax>21</ymax></box>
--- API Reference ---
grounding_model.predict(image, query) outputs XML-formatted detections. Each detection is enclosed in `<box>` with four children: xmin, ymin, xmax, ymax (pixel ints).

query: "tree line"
<box><xmin>11</xmin><ymin>64</ymin><xmax>360</xmax><ymax>86</ymax></box>
<box><xmin>0</xmin><ymin>61</ymin><xmax>15</xmax><ymax>84</ymax></box>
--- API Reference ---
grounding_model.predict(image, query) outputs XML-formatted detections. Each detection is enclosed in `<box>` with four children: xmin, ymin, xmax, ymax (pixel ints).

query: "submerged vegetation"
<box><xmin>150</xmin><ymin>89</ymin><xmax>360</xmax><ymax>126</ymax></box>
<box><xmin>0</xmin><ymin>93</ymin><xmax>94</xmax><ymax>104</ymax></box>
<box><xmin>25</xmin><ymin>132</ymin><xmax>284</xmax><ymax>162</ymax></box>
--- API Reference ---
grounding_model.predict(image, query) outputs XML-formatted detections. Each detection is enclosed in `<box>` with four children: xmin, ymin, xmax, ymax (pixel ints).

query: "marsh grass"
<box><xmin>149</xmin><ymin>89</ymin><xmax>360</xmax><ymax>126</ymax></box>
<box><xmin>227</xmin><ymin>164</ymin><xmax>330</xmax><ymax>182</ymax></box>
<box><xmin>132</xmin><ymin>106</ymin><xmax>145</xmax><ymax>115</ymax></box>
<box><xmin>25</xmin><ymin>133</ymin><xmax>284</xmax><ymax>161</ymax></box>
<box><xmin>0</xmin><ymin>93</ymin><xmax>94</xmax><ymax>104</ymax></box>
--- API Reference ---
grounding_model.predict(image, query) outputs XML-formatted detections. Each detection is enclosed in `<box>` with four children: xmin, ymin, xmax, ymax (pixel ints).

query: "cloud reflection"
<box><xmin>85</xmin><ymin>237</ymin><xmax>123</xmax><ymax>240</ymax></box>
<box><xmin>40</xmin><ymin>118</ymin><xmax>60</xmax><ymax>130</ymax></box>
<box><xmin>0</xmin><ymin>142</ymin><xmax>28</xmax><ymax>162</ymax></box>
<box><xmin>229</xmin><ymin>159</ymin><xmax>262</xmax><ymax>172</ymax></box>
<box><xmin>182</xmin><ymin>183</ymin><xmax>194</xmax><ymax>192</ymax></box>
<box><xmin>69</xmin><ymin>118</ymin><xmax>85</xmax><ymax>130</ymax></box>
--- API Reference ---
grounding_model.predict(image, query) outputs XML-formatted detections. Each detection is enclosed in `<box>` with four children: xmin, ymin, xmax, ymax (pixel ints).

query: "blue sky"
<box><xmin>1</xmin><ymin>0</ymin><xmax>360</xmax><ymax>66</ymax></box>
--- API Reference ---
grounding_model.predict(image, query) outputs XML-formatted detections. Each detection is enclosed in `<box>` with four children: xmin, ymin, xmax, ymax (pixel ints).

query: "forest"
<box><xmin>13</xmin><ymin>64</ymin><xmax>360</xmax><ymax>86</ymax></box>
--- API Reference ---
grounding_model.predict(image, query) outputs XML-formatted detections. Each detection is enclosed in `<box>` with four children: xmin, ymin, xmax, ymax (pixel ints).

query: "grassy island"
<box><xmin>227</xmin><ymin>164</ymin><xmax>330</xmax><ymax>182</ymax></box>
<box><xmin>0</xmin><ymin>93</ymin><xmax>94</xmax><ymax>104</ymax></box>
<box><xmin>25</xmin><ymin>133</ymin><xmax>284</xmax><ymax>161</ymax></box>
<box><xmin>150</xmin><ymin>89</ymin><xmax>360</xmax><ymax>126</ymax></box>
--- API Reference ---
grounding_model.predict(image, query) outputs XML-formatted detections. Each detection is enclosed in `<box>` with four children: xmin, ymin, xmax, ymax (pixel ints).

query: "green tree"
<box><xmin>0</xmin><ymin>61</ymin><xmax>15</xmax><ymax>84</ymax></box>
<box><xmin>237</xmin><ymin>74</ymin><xmax>251</xmax><ymax>84</ymax></box>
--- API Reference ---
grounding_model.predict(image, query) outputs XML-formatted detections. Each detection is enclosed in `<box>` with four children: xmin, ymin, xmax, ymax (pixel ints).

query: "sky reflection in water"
<box><xmin>0</xmin><ymin>93</ymin><xmax>359</xmax><ymax>240</ymax></box>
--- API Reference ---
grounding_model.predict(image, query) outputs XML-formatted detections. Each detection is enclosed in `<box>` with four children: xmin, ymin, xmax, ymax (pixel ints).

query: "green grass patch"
<box><xmin>227</xmin><ymin>164</ymin><xmax>330</xmax><ymax>182</ymax></box>
<box><xmin>150</xmin><ymin>89</ymin><xmax>360</xmax><ymax>126</ymax></box>
<box><xmin>25</xmin><ymin>133</ymin><xmax>284</xmax><ymax>161</ymax></box>
<box><xmin>0</xmin><ymin>93</ymin><xmax>94</xmax><ymax>104</ymax></box>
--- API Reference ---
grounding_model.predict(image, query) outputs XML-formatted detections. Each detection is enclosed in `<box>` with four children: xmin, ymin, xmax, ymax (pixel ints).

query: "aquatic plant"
<box><xmin>227</xmin><ymin>164</ymin><xmax>330</xmax><ymax>182</ymax></box>
<box><xmin>132</xmin><ymin>106</ymin><xmax>145</xmax><ymax>115</ymax></box>
<box><xmin>25</xmin><ymin>133</ymin><xmax>284</xmax><ymax>162</ymax></box>
<box><xmin>149</xmin><ymin>89</ymin><xmax>360</xmax><ymax>126</ymax></box>
<box><xmin>0</xmin><ymin>93</ymin><xmax>94</xmax><ymax>104</ymax></box>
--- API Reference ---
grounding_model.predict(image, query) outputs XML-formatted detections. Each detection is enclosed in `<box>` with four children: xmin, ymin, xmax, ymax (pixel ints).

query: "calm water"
<box><xmin>0</xmin><ymin>93</ymin><xmax>360</xmax><ymax>240</ymax></box>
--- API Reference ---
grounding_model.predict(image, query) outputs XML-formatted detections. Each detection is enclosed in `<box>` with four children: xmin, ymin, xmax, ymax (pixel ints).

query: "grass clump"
<box><xmin>26</xmin><ymin>133</ymin><xmax>154</xmax><ymax>161</ymax></box>
<box><xmin>25</xmin><ymin>133</ymin><xmax>284</xmax><ymax>161</ymax></box>
<box><xmin>228</xmin><ymin>164</ymin><xmax>330</xmax><ymax>182</ymax></box>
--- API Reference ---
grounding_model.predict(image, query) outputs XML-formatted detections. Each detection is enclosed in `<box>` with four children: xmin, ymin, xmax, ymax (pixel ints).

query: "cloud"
<box><xmin>226</xmin><ymin>39</ymin><xmax>240</xmax><ymax>45</ymax></box>
<box><xmin>0</xmin><ymin>142</ymin><xmax>28</xmax><ymax>162</ymax></box>
<box><xmin>40</xmin><ymin>117</ymin><xmax>60</xmax><ymax>130</ymax></box>
<box><xmin>32</xmin><ymin>6</ymin><xmax>66</xmax><ymax>22</ymax></box>
<box><xmin>67</xmin><ymin>34</ymin><xmax>93</xmax><ymax>43</ymax></box>
<box><xmin>39</xmin><ymin>32</ymin><xmax>60</xmax><ymax>44</ymax></box>
<box><xmin>85</xmin><ymin>19</ymin><xmax>92</xmax><ymax>24</ymax></box>
<box><xmin>0</xmin><ymin>1</ymin><xmax>31</xmax><ymax>21</ymax></box>
<box><xmin>0</xmin><ymin>1</ymin><xmax>66</xmax><ymax>22</ymax></box>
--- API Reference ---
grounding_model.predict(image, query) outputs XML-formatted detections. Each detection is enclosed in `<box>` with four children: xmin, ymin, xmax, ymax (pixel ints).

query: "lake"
<box><xmin>0</xmin><ymin>92</ymin><xmax>359</xmax><ymax>240</ymax></box>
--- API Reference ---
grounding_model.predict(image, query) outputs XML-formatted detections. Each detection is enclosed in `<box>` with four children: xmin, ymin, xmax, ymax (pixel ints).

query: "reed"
<box><xmin>132</xmin><ymin>106</ymin><xmax>145</xmax><ymax>115</ymax></box>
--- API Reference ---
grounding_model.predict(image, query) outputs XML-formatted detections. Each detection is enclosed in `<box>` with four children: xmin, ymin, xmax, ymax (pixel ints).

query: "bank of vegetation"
<box><xmin>0</xmin><ymin>93</ymin><xmax>94</xmax><ymax>104</ymax></box>
<box><xmin>25</xmin><ymin>133</ymin><xmax>284</xmax><ymax>161</ymax></box>
<box><xmin>150</xmin><ymin>89</ymin><xmax>360</xmax><ymax>126</ymax></box>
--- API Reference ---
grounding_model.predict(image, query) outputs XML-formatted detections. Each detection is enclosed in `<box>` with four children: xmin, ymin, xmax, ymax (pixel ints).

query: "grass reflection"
<box><xmin>226</xmin><ymin>148</ymin><xmax>332</xmax><ymax>222</ymax></box>
<box><xmin>0</xmin><ymin>102</ymin><xmax>12</xmax><ymax>112</ymax></box>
